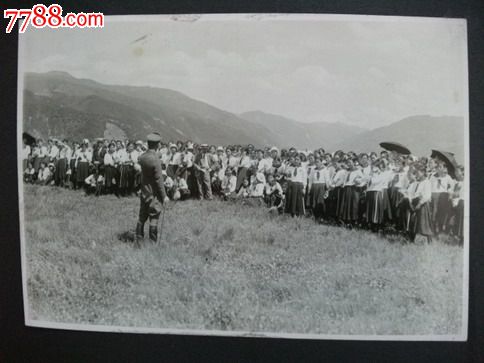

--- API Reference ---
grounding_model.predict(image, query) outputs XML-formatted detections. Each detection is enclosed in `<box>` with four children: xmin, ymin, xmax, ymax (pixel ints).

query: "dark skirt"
<box><xmin>186</xmin><ymin>166</ymin><xmax>197</xmax><ymax>197</ymax></box>
<box><xmin>339</xmin><ymin>185</ymin><xmax>360</xmax><ymax>222</ymax></box>
<box><xmin>451</xmin><ymin>200</ymin><xmax>464</xmax><ymax>240</ymax></box>
<box><xmin>381</xmin><ymin>188</ymin><xmax>393</xmax><ymax>222</ymax></box>
<box><xmin>76</xmin><ymin>161</ymin><xmax>89</xmax><ymax>183</ymax></box>
<box><xmin>326</xmin><ymin>187</ymin><xmax>339</xmax><ymax>218</ymax></box>
<box><xmin>55</xmin><ymin>158</ymin><xmax>67</xmax><ymax>184</ymax></box>
<box><xmin>284</xmin><ymin>181</ymin><xmax>305</xmax><ymax>216</ymax></box>
<box><xmin>334</xmin><ymin>186</ymin><xmax>346</xmax><ymax>219</ymax></box>
<box><xmin>389</xmin><ymin>187</ymin><xmax>404</xmax><ymax>214</ymax></box>
<box><xmin>119</xmin><ymin>164</ymin><xmax>134</xmax><ymax>189</ymax></box>
<box><xmin>236</xmin><ymin>167</ymin><xmax>248</xmax><ymax>192</ymax></box>
<box><xmin>366</xmin><ymin>190</ymin><xmax>385</xmax><ymax>224</ymax></box>
<box><xmin>308</xmin><ymin>183</ymin><xmax>326</xmax><ymax>209</ymax></box>
<box><xmin>33</xmin><ymin>156</ymin><xmax>42</xmax><ymax>172</ymax></box>
<box><xmin>397</xmin><ymin>198</ymin><xmax>412</xmax><ymax>231</ymax></box>
<box><xmin>409</xmin><ymin>201</ymin><xmax>433</xmax><ymax>237</ymax></box>
<box><xmin>69</xmin><ymin>159</ymin><xmax>77</xmax><ymax>183</ymax></box>
<box><xmin>104</xmin><ymin>165</ymin><xmax>118</xmax><ymax>188</ymax></box>
<box><xmin>435</xmin><ymin>192</ymin><xmax>451</xmax><ymax>231</ymax></box>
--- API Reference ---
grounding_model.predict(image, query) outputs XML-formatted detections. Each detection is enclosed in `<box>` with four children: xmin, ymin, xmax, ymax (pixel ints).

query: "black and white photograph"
<box><xmin>17</xmin><ymin>14</ymin><xmax>469</xmax><ymax>340</ymax></box>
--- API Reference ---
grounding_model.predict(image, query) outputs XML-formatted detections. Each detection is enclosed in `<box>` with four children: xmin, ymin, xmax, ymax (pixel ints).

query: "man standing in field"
<box><xmin>135</xmin><ymin>132</ymin><xmax>169</xmax><ymax>247</ymax></box>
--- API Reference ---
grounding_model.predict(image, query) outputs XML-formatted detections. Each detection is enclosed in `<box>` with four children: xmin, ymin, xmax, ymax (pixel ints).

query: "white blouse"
<box><xmin>310</xmin><ymin>168</ymin><xmax>331</xmax><ymax>185</ymax></box>
<box><xmin>76</xmin><ymin>149</ymin><xmax>92</xmax><ymax>163</ymax></box>
<box><xmin>222</xmin><ymin>175</ymin><xmax>237</xmax><ymax>193</ymax></box>
<box><xmin>414</xmin><ymin>179</ymin><xmax>432</xmax><ymax>204</ymax></box>
<box><xmin>344</xmin><ymin>169</ymin><xmax>364</xmax><ymax>187</ymax></box>
<box><xmin>286</xmin><ymin>166</ymin><xmax>307</xmax><ymax>184</ymax></box>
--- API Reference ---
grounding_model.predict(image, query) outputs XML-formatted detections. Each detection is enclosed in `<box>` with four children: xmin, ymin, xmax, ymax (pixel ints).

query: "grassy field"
<box><xmin>23</xmin><ymin>185</ymin><xmax>464</xmax><ymax>336</ymax></box>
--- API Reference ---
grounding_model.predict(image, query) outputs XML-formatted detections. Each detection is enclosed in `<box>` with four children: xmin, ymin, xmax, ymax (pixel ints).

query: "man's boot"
<box><xmin>135</xmin><ymin>221</ymin><xmax>144</xmax><ymax>248</ymax></box>
<box><xmin>149</xmin><ymin>225</ymin><xmax>158</xmax><ymax>244</ymax></box>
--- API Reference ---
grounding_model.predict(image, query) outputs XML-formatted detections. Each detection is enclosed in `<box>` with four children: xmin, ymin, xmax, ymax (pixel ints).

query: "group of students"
<box><xmin>22</xmin><ymin>136</ymin><xmax>465</xmax><ymax>244</ymax></box>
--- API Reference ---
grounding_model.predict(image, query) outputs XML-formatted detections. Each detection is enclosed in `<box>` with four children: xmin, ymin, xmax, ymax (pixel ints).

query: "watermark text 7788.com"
<box><xmin>4</xmin><ymin>4</ymin><xmax>104</xmax><ymax>33</ymax></box>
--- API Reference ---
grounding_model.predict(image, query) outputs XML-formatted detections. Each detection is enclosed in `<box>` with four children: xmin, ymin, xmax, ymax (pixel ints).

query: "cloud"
<box><xmin>20</xmin><ymin>16</ymin><xmax>467</xmax><ymax>129</ymax></box>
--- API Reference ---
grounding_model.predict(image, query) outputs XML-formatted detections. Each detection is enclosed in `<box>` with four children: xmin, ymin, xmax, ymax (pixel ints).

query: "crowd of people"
<box><xmin>22</xmin><ymin>136</ymin><xmax>465</xmax><ymax>244</ymax></box>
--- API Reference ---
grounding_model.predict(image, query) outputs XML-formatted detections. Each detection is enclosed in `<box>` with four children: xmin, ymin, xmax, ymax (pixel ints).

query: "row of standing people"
<box><xmin>22</xmin><ymin>137</ymin><xmax>465</xmax><ymax>244</ymax></box>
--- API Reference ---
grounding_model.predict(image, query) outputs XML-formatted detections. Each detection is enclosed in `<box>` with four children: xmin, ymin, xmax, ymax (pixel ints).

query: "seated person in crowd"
<box><xmin>221</xmin><ymin>167</ymin><xmax>237</xmax><ymax>199</ymax></box>
<box><xmin>173</xmin><ymin>175</ymin><xmax>191</xmax><ymax>201</ymax></box>
<box><xmin>264</xmin><ymin>174</ymin><xmax>284</xmax><ymax>213</ymax></box>
<box><xmin>236</xmin><ymin>178</ymin><xmax>250</xmax><ymax>198</ymax></box>
<box><xmin>23</xmin><ymin>162</ymin><xmax>36</xmax><ymax>183</ymax></box>
<box><xmin>37</xmin><ymin>162</ymin><xmax>55</xmax><ymax>185</ymax></box>
<box><xmin>248</xmin><ymin>172</ymin><xmax>266</xmax><ymax>198</ymax></box>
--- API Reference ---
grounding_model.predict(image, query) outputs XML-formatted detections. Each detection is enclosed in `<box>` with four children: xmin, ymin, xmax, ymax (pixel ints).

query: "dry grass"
<box><xmin>23</xmin><ymin>185</ymin><xmax>464</xmax><ymax>336</ymax></box>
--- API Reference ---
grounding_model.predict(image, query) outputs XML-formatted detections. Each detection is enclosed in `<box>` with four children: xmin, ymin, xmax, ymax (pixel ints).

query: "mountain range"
<box><xmin>22</xmin><ymin>71</ymin><xmax>465</xmax><ymax>161</ymax></box>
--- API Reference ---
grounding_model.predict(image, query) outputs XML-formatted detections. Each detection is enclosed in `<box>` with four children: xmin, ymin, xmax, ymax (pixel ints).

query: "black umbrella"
<box><xmin>431</xmin><ymin>149</ymin><xmax>458</xmax><ymax>178</ymax></box>
<box><xmin>379</xmin><ymin>142</ymin><xmax>411</xmax><ymax>155</ymax></box>
<box><xmin>22</xmin><ymin>132</ymin><xmax>36</xmax><ymax>146</ymax></box>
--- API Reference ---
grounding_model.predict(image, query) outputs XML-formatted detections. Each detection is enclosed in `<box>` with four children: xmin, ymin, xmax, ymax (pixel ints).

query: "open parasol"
<box><xmin>431</xmin><ymin>149</ymin><xmax>458</xmax><ymax>178</ymax></box>
<box><xmin>379</xmin><ymin>142</ymin><xmax>411</xmax><ymax>155</ymax></box>
<box><xmin>22</xmin><ymin>132</ymin><xmax>36</xmax><ymax>146</ymax></box>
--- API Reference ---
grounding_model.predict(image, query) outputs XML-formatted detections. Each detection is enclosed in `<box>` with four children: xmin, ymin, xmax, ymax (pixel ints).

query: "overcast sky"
<box><xmin>19</xmin><ymin>14</ymin><xmax>467</xmax><ymax>129</ymax></box>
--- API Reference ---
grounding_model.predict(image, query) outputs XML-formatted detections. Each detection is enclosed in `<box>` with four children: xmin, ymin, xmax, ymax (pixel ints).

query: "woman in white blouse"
<box><xmin>103</xmin><ymin>142</ymin><xmax>119</xmax><ymax>195</ymax></box>
<box><xmin>429</xmin><ymin>161</ymin><xmax>454</xmax><ymax>235</ymax></box>
<box><xmin>284</xmin><ymin>155</ymin><xmax>307</xmax><ymax>217</ymax></box>
<box><xmin>339</xmin><ymin>158</ymin><xmax>364</xmax><ymax>226</ymax></box>
<box><xmin>365</xmin><ymin>159</ymin><xmax>392</xmax><ymax>231</ymax></box>
<box><xmin>408</xmin><ymin>165</ymin><xmax>434</xmax><ymax>243</ymax></box>
<box><xmin>75</xmin><ymin>141</ymin><xmax>92</xmax><ymax>189</ymax></box>
<box><xmin>308</xmin><ymin>157</ymin><xmax>330</xmax><ymax>221</ymax></box>
<box><xmin>235</xmin><ymin>148</ymin><xmax>252</xmax><ymax>193</ymax></box>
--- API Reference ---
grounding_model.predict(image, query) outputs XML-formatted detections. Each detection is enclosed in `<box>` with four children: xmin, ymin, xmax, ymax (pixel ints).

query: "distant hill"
<box><xmin>22</xmin><ymin>72</ymin><xmax>465</xmax><ymax>160</ymax></box>
<box><xmin>23</xmin><ymin>71</ymin><xmax>277</xmax><ymax>146</ymax></box>
<box><xmin>332</xmin><ymin>115</ymin><xmax>465</xmax><ymax>162</ymax></box>
<box><xmin>239</xmin><ymin>111</ymin><xmax>366</xmax><ymax>150</ymax></box>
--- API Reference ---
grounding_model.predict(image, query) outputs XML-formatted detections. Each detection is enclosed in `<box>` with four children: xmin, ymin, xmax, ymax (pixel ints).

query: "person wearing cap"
<box><xmin>135</xmin><ymin>133</ymin><xmax>169</xmax><ymax>246</ymax></box>
<box><xmin>193</xmin><ymin>144</ymin><xmax>213</xmax><ymax>200</ymax></box>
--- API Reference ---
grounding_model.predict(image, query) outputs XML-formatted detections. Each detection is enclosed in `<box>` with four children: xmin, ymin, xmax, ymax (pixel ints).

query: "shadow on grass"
<box><xmin>117</xmin><ymin>230</ymin><xmax>136</xmax><ymax>243</ymax></box>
